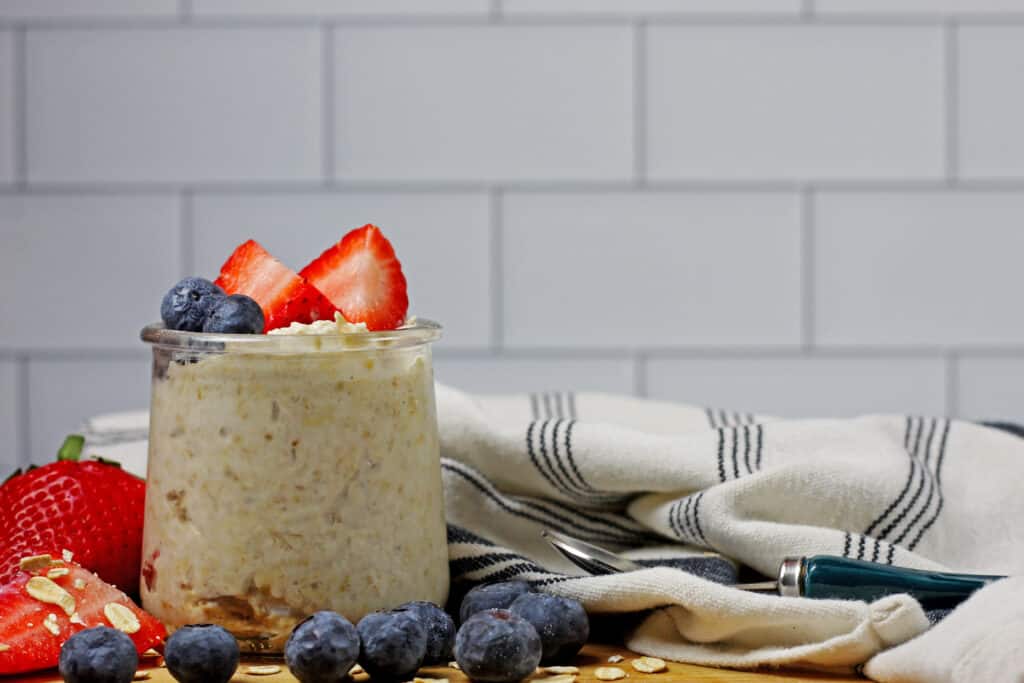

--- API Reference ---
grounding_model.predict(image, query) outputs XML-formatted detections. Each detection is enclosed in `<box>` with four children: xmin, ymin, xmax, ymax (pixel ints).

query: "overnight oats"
<box><xmin>140</xmin><ymin>225</ymin><xmax>449</xmax><ymax>652</ymax></box>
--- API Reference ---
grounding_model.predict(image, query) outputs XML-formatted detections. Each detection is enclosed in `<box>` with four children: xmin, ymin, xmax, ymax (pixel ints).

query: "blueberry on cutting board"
<box><xmin>357</xmin><ymin>609</ymin><xmax>428</xmax><ymax>681</ymax></box>
<box><xmin>163</xmin><ymin>624</ymin><xmax>239</xmax><ymax>683</ymax></box>
<box><xmin>59</xmin><ymin>626</ymin><xmax>138</xmax><ymax>683</ymax></box>
<box><xmin>459</xmin><ymin>581</ymin><xmax>535</xmax><ymax>624</ymax></box>
<box><xmin>454</xmin><ymin>609</ymin><xmax>542</xmax><ymax>683</ymax></box>
<box><xmin>510</xmin><ymin>592</ymin><xmax>590</xmax><ymax>664</ymax></box>
<box><xmin>285</xmin><ymin>611</ymin><xmax>361</xmax><ymax>683</ymax></box>
<box><xmin>396</xmin><ymin>601</ymin><xmax>456</xmax><ymax>664</ymax></box>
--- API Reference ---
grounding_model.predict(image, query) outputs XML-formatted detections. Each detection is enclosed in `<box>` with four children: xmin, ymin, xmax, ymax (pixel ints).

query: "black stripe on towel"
<box><xmin>526</xmin><ymin>420</ymin><xmax>568</xmax><ymax>496</ymax></box>
<box><xmin>563</xmin><ymin>419</ymin><xmax>597</xmax><ymax>494</ymax></box>
<box><xmin>667</xmin><ymin>500</ymin><xmax>683</xmax><ymax>539</ymax></box>
<box><xmin>691</xmin><ymin>491</ymin><xmax>709</xmax><ymax>546</ymax></box>
<box><xmin>876</xmin><ymin>418</ymin><xmax>935</xmax><ymax>550</ymax></box>
<box><xmin>442</xmin><ymin>460</ymin><xmax>641</xmax><ymax>544</ymax></box>
<box><xmin>550</xmin><ymin>419</ymin><xmax>625</xmax><ymax>505</ymax></box>
<box><xmin>538</xmin><ymin>419</ymin><xmax>578</xmax><ymax>497</ymax></box>
<box><xmin>861</xmin><ymin>417</ymin><xmax>920</xmax><ymax>559</ymax></box>
<box><xmin>755</xmin><ymin>424</ymin><xmax>764</xmax><ymax>471</ymax></box>
<box><xmin>682</xmin><ymin>496</ymin><xmax>698</xmax><ymax>542</ymax></box>
<box><xmin>716</xmin><ymin>428</ymin><xmax>727</xmax><ymax>483</ymax></box>
<box><xmin>468</xmin><ymin>562</ymin><xmax>568</xmax><ymax>585</ymax></box>
<box><xmin>448</xmin><ymin>524</ymin><xmax>498</xmax><ymax>546</ymax></box>
<box><xmin>731</xmin><ymin>427</ymin><xmax>740</xmax><ymax>480</ymax></box>
<box><xmin>905</xmin><ymin>419</ymin><xmax>952</xmax><ymax>556</ymax></box>
<box><xmin>890</xmin><ymin>418</ymin><xmax>940</xmax><ymax>553</ymax></box>
<box><xmin>450</xmin><ymin>552</ymin><xmax>528</xmax><ymax>578</ymax></box>
<box><xmin>743</xmin><ymin>425</ymin><xmax>753</xmax><ymax>475</ymax></box>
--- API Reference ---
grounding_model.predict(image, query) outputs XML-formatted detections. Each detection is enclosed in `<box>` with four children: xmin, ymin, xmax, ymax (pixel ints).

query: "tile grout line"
<box><xmin>180</xmin><ymin>189</ymin><xmax>195</xmax><ymax>276</ymax></box>
<box><xmin>800</xmin><ymin>187</ymin><xmax>815</xmax><ymax>350</ymax></box>
<box><xmin>489</xmin><ymin>189</ymin><xmax>504</xmax><ymax>351</ymax></box>
<box><xmin>6</xmin><ymin>15</ymin><xmax>1014</xmax><ymax>29</ymax></box>
<box><xmin>23</xmin><ymin>178</ymin><xmax>1024</xmax><ymax>194</ymax></box>
<box><xmin>15</xmin><ymin>178</ymin><xmax>1024</xmax><ymax>194</ymax></box>
<box><xmin>944</xmin><ymin>20</ymin><xmax>959</xmax><ymax>185</ymax></box>
<box><xmin>945</xmin><ymin>351</ymin><xmax>959</xmax><ymax>418</ymax></box>
<box><xmin>633</xmin><ymin>21</ymin><xmax>647</xmax><ymax>186</ymax></box>
<box><xmin>633</xmin><ymin>353</ymin><xmax>648</xmax><ymax>398</ymax></box>
<box><xmin>13</xmin><ymin>26</ymin><xmax>27</xmax><ymax>188</ymax></box>
<box><xmin>16</xmin><ymin>355</ymin><xmax>30</xmax><ymax>467</ymax></box>
<box><xmin>321</xmin><ymin>25</ymin><xmax>335</xmax><ymax>184</ymax></box>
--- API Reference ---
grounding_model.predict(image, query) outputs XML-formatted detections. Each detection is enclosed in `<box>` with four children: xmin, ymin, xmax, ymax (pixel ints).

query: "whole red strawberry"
<box><xmin>0</xmin><ymin>435</ymin><xmax>146</xmax><ymax>595</ymax></box>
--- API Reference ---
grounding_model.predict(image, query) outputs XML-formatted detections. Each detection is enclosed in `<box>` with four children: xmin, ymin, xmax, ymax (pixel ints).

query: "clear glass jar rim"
<box><xmin>141</xmin><ymin>319</ymin><xmax>442</xmax><ymax>354</ymax></box>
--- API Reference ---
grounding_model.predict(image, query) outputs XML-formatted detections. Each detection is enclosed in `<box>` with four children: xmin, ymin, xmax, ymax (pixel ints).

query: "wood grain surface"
<box><xmin>19</xmin><ymin>642</ymin><xmax>861</xmax><ymax>683</ymax></box>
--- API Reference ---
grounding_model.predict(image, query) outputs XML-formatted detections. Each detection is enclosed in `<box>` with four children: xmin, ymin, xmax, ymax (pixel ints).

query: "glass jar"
<box><xmin>139</xmin><ymin>321</ymin><xmax>448</xmax><ymax>652</ymax></box>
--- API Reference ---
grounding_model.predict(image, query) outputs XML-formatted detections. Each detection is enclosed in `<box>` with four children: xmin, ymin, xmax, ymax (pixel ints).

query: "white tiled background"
<box><xmin>1</xmin><ymin>0</ymin><xmax>1022</xmax><ymax>469</ymax></box>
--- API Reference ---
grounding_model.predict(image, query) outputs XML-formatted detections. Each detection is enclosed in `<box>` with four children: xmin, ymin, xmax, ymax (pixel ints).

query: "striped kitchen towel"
<box><xmin>81</xmin><ymin>384</ymin><xmax>1024</xmax><ymax>680</ymax></box>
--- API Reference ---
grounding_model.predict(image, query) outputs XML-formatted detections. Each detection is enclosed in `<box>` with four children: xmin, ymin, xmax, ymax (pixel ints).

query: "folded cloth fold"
<box><xmin>864</xmin><ymin>576</ymin><xmax>1024</xmax><ymax>683</ymax></box>
<box><xmin>81</xmin><ymin>384</ymin><xmax>1024</xmax><ymax>677</ymax></box>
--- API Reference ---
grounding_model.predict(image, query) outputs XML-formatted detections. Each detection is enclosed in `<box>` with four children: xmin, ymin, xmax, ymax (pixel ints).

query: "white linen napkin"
<box><xmin>80</xmin><ymin>384</ymin><xmax>1024</xmax><ymax>677</ymax></box>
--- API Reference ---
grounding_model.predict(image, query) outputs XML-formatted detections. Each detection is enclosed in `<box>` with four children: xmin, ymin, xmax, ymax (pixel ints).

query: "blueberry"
<box><xmin>202</xmin><ymin>294</ymin><xmax>264</xmax><ymax>334</ymax></box>
<box><xmin>284</xmin><ymin>611</ymin><xmax>361</xmax><ymax>683</ymax></box>
<box><xmin>163</xmin><ymin>624</ymin><xmax>239</xmax><ymax>683</ymax></box>
<box><xmin>459</xmin><ymin>581</ymin><xmax>535</xmax><ymax>624</ymax></box>
<box><xmin>509</xmin><ymin>593</ymin><xmax>589</xmax><ymax>664</ymax></box>
<box><xmin>161</xmin><ymin>277</ymin><xmax>226</xmax><ymax>332</ymax></box>
<box><xmin>357</xmin><ymin>609</ymin><xmax>428</xmax><ymax>681</ymax></box>
<box><xmin>454</xmin><ymin>609</ymin><xmax>542</xmax><ymax>683</ymax></box>
<box><xmin>59</xmin><ymin>626</ymin><xmax>138</xmax><ymax>683</ymax></box>
<box><xmin>397</xmin><ymin>601</ymin><xmax>456</xmax><ymax>664</ymax></box>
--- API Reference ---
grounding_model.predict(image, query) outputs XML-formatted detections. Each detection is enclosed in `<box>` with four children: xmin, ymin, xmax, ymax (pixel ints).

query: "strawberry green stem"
<box><xmin>57</xmin><ymin>434</ymin><xmax>84</xmax><ymax>462</ymax></box>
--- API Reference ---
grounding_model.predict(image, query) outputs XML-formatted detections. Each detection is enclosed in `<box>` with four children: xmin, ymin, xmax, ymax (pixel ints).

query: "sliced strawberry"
<box><xmin>0</xmin><ymin>559</ymin><xmax>166</xmax><ymax>675</ymax></box>
<box><xmin>215</xmin><ymin>240</ymin><xmax>337</xmax><ymax>332</ymax></box>
<box><xmin>299</xmin><ymin>225</ymin><xmax>409</xmax><ymax>331</ymax></box>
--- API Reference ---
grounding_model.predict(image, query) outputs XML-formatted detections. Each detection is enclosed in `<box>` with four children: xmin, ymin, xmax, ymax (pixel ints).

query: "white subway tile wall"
<box><xmin>645</xmin><ymin>356</ymin><xmax>948</xmax><ymax>418</ymax></box>
<box><xmin>193</xmin><ymin>0</ymin><xmax>490</xmax><ymax>17</ymax></box>
<box><xmin>814</xmin><ymin>192</ymin><xmax>1024</xmax><ymax>347</ymax></box>
<box><xmin>0</xmin><ymin>31</ymin><xmax>13</xmax><ymax>185</ymax></box>
<box><xmin>502</xmin><ymin>192</ymin><xmax>802</xmax><ymax>348</ymax></box>
<box><xmin>0</xmin><ymin>195</ymin><xmax>181</xmax><ymax>351</ymax></box>
<box><xmin>0</xmin><ymin>360</ymin><xmax>19</xmax><ymax>462</ymax></box>
<box><xmin>0</xmin><ymin>1</ymin><xmax>178</xmax><ymax>20</ymax></box>
<box><xmin>434</xmin><ymin>356</ymin><xmax>637</xmax><ymax>395</ymax></box>
<box><xmin>816</xmin><ymin>0</ymin><xmax>1024</xmax><ymax>14</ymax></box>
<box><xmin>958</xmin><ymin>27</ymin><xmax>1024</xmax><ymax>180</ymax></box>
<box><xmin>956</xmin><ymin>357</ymin><xmax>1024</xmax><ymax>422</ymax></box>
<box><xmin>27</xmin><ymin>358</ymin><xmax>151</xmax><ymax>466</ymax></box>
<box><xmin>646</xmin><ymin>26</ymin><xmax>944</xmax><ymax>181</ymax></box>
<box><xmin>502</xmin><ymin>0</ymin><xmax>802</xmax><ymax>15</ymax></box>
<box><xmin>26</xmin><ymin>28</ymin><xmax>322</xmax><ymax>183</ymax></box>
<box><xmin>0</xmin><ymin>1</ymin><xmax>1022</xmax><ymax>472</ymax></box>
<box><xmin>333</xmin><ymin>26</ymin><xmax>633</xmax><ymax>182</ymax></box>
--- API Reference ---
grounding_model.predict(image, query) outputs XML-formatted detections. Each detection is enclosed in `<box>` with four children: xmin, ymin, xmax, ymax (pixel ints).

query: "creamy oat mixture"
<box><xmin>141</xmin><ymin>327</ymin><xmax>448</xmax><ymax>652</ymax></box>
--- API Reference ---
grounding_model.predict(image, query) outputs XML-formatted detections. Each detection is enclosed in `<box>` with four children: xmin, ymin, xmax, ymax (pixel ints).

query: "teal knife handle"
<box><xmin>802</xmin><ymin>555</ymin><xmax>1004</xmax><ymax>609</ymax></box>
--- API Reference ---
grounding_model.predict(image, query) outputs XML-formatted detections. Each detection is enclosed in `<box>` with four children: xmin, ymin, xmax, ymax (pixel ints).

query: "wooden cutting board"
<box><xmin>22</xmin><ymin>643</ymin><xmax>860</xmax><ymax>682</ymax></box>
